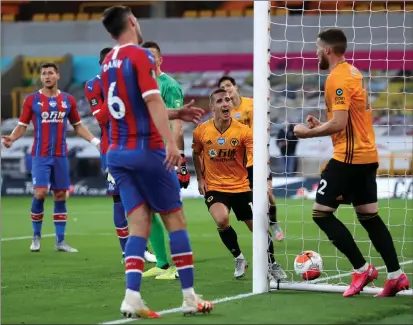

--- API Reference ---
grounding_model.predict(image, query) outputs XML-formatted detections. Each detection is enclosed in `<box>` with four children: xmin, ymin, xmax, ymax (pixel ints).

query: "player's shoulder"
<box><xmin>25</xmin><ymin>91</ymin><xmax>41</xmax><ymax>100</ymax></box>
<box><xmin>85</xmin><ymin>75</ymin><xmax>100</xmax><ymax>89</ymax></box>
<box><xmin>231</xmin><ymin>118</ymin><xmax>251</xmax><ymax>132</ymax></box>
<box><xmin>59</xmin><ymin>91</ymin><xmax>76</xmax><ymax>102</ymax></box>
<box><xmin>329</xmin><ymin>62</ymin><xmax>361</xmax><ymax>82</ymax></box>
<box><xmin>194</xmin><ymin>119</ymin><xmax>213</xmax><ymax>134</ymax></box>
<box><xmin>160</xmin><ymin>73</ymin><xmax>180</xmax><ymax>88</ymax></box>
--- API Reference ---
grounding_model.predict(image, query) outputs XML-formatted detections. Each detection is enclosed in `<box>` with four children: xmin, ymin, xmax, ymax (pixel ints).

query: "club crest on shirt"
<box><xmin>234</xmin><ymin>113</ymin><xmax>241</xmax><ymax>119</ymax></box>
<box><xmin>208</xmin><ymin>149</ymin><xmax>217</xmax><ymax>157</ymax></box>
<box><xmin>49</xmin><ymin>101</ymin><xmax>57</xmax><ymax>108</ymax></box>
<box><xmin>230</xmin><ymin>138</ymin><xmax>239</xmax><ymax>147</ymax></box>
<box><xmin>217</xmin><ymin>138</ymin><xmax>226</xmax><ymax>146</ymax></box>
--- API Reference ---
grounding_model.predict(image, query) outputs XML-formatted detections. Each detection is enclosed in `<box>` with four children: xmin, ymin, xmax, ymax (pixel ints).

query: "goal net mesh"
<box><xmin>267</xmin><ymin>0</ymin><xmax>413</xmax><ymax>290</ymax></box>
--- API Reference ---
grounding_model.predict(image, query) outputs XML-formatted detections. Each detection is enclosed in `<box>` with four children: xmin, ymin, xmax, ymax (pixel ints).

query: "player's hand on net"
<box><xmin>1</xmin><ymin>136</ymin><xmax>13</xmax><ymax>148</ymax></box>
<box><xmin>178</xmin><ymin>99</ymin><xmax>205</xmax><ymax>123</ymax></box>
<box><xmin>164</xmin><ymin>143</ymin><xmax>181</xmax><ymax>172</ymax></box>
<box><xmin>306</xmin><ymin>115</ymin><xmax>321</xmax><ymax>129</ymax></box>
<box><xmin>177</xmin><ymin>154</ymin><xmax>190</xmax><ymax>189</ymax></box>
<box><xmin>197</xmin><ymin>178</ymin><xmax>208</xmax><ymax>196</ymax></box>
<box><xmin>293</xmin><ymin>124</ymin><xmax>310</xmax><ymax>139</ymax></box>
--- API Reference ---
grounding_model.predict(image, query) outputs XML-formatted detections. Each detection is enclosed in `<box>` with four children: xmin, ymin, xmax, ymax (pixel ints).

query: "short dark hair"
<box><xmin>99</xmin><ymin>47</ymin><xmax>112</xmax><ymax>65</ymax></box>
<box><xmin>318</xmin><ymin>28</ymin><xmax>347</xmax><ymax>55</ymax></box>
<box><xmin>141</xmin><ymin>41</ymin><xmax>161</xmax><ymax>55</ymax></box>
<box><xmin>209</xmin><ymin>88</ymin><xmax>228</xmax><ymax>102</ymax></box>
<box><xmin>39</xmin><ymin>62</ymin><xmax>58</xmax><ymax>73</ymax></box>
<box><xmin>217</xmin><ymin>75</ymin><xmax>236</xmax><ymax>88</ymax></box>
<box><xmin>102</xmin><ymin>6</ymin><xmax>132</xmax><ymax>39</ymax></box>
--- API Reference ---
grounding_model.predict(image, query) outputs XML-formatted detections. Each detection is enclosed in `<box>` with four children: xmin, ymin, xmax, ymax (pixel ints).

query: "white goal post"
<box><xmin>253</xmin><ymin>0</ymin><xmax>413</xmax><ymax>296</ymax></box>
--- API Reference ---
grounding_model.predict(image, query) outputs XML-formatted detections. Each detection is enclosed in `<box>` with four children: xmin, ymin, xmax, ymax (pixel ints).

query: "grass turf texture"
<box><xmin>2</xmin><ymin>197</ymin><xmax>412</xmax><ymax>324</ymax></box>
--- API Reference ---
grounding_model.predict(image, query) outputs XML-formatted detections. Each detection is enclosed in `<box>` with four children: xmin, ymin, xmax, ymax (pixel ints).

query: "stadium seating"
<box><xmin>32</xmin><ymin>13</ymin><xmax>46</xmax><ymax>22</ymax></box>
<box><xmin>61</xmin><ymin>13</ymin><xmax>75</xmax><ymax>21</ymax></box>
<box><xmin>47</xmin><ymin>13</ymin><xmax>60</xmax><ymax>22</ymax></box>
<box><xmin>1</xmin><ymin>14</ymin><xmax>16</xmax><ymax>22</ymax></box>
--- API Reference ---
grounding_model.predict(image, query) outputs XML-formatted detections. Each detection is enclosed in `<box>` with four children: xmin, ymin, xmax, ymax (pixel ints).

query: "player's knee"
<box><xmin>34</xmin><ymin>188</ymin><xmax>47</xmax><ymax>200</ymax></box>
<box><xmin>53</xmin><ymin>190</ymin><xmax>66</xmax><ymax>201</ymax></box>
<box><xmin>162</xmin><ymin>211</ymin><xmax>187</xmax><ymax>233</ymax></box>
<box><xmin>214</xmin><ymin>215</ymin><xmax>230</xmax><ymax>228</ymax></box>
<box><xmin>113</xmin><ymin>195</ymin><xmax>121</xmax><ymax>203</ymax></box>
<box><xmin>356</xmin><ymin>212</ymin><xmax>378</xmax><ymax>221</ymax></box>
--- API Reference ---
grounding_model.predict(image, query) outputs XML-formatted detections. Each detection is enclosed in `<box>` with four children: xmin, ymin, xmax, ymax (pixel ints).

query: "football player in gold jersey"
<box><xmin>294</xmin><ymin>28</ymin><xmax>409</xmax><ymax>297</ymax></box>
<box><xmin>218</xmin><ymin>76</ymin><xmax>285</xmax><ymax>242</ymax></box>
<box><xmin>192</xmin><ymin>89</ymin><xmax>287</xmax><ymax>280</ymax></box>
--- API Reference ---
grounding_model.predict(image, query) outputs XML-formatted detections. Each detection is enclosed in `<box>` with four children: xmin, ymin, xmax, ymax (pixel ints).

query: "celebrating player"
<box><xmin>218</xmin><ymin>76</ymin><xmax>285</xmax><ymax>242</ymax></box>
<box><xmin>2</xmin><ymin>62</ymin><xmax>100</xmax><ymax>253</ymax></box>
<box><xmin>84</xmin><ymin>47</ymin><xmax>158</xmax><ymax>263</ymax></box>
<box><xmin>101</xmin><ymin>6</ymin><xmax>213</xmax><ymax>318</ymax></box>
<box><xmin>192</xmin><ymin>89</ymin><xmax>287</xmax><ymax>280</ymax></box>
<box><xmin>139</xmin><ymin>40</ymin><xmax>190</xmax><ymax>280</ymax></box>
<box><xmin>293</xmin><ymin>28</ymin><xmax>410</xmax><ymax>297</ymax></box>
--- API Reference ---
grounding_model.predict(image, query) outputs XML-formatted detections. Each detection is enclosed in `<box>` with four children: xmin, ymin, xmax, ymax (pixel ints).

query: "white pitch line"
<box><xmin>1</xmin><ymin>233</ymin><xmax>250</xmax><ymax>242</ymax></box>
<box><xmin>100</xmin><ymin>292</ymin><xmax>258</xmax><ymax>325</ymax></box>
<box><xmin>311</xmin><ymin>259</ymin><xmax>413</xmax><ymax>284</ymax></box>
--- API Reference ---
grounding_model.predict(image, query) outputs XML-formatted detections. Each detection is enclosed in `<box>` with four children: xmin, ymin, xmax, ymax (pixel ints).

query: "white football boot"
<box><xmin>120</xmin><ymin>289</ymin><xmax>160</xmax><ymax>319</ymax></box>
<box><xmin>144</xmin><ymin>250</ymin><xmax>157</xmax><ymax>263</ymax></box>
<box><xmin>55</xmin><ymin>241</ymin><xmax>78</xmax><ymax>253</ymax></box>
<box><xmin>234</xmin><ymin>256</ymin><xmax>248</xmax><ymax>279</ymax></box>
<box><xmin>182</xmin><ymin>292</ymin><xmax>214</xmax><ymax>315</ymax></box>
<box><xmin>30</xmin><ymin>236</ymin><xmax>41</xmax><ymax>252</ymax></box>
<box><xmin>268</xmin><ymin>263</ymin><xmax>288</xmax><ymax>281</ymax></box>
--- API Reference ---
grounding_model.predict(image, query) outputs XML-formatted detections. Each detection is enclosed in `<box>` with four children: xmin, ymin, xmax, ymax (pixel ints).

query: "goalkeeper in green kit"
<box><xmin>141</xmin><ymin>41</ymin><xmax>190</xmax><ymax>280</ymax></box>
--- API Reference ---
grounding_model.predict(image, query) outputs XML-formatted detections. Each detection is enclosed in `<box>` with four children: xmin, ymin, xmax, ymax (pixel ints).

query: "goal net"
<box><xmin>253</xmin><ymin>0</ymin><xmax>413</xmax><ymax>295</ymax></box>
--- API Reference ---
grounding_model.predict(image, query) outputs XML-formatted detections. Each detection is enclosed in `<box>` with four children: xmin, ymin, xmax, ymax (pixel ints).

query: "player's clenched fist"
<box><xmin>1</xmin><ymin>135</ymin><xmax>13</xmax><ymax>148</ymax></box>
<box><xmin>293</xmin><ymin>124</ymin><xmax>310</xmax><ymax>139</ymax></box>
<box><xmin>164</xmin><ymin>143</ymin><xmax>181</xmax><ymax>172</ymax></box>
<box><xmin>177</xmin><ymin>154</ymin><xmax>190</xmax><ymax>188</ymax></box>
<box><xmin>306</xmin><ymin>115</ymin><xmax>321</xmax><ymax>129</ymax></box>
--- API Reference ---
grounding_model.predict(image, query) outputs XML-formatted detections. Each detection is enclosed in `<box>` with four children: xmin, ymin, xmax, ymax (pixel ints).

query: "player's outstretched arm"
<box><xmin>145</xmin><ymin>94</ymin><xmax>181</xmax><ymax>170</ymax></box>
<box><xmin>2</xmin><ymin>124</ymin><xmax>27</xmax><ymax>148</ymax></box>
<box><xmin>192</xmin><ymin>127</ymin><xmax>207</xmax><ymax>195</ymax></box>
<box><xmin>167</xmin><ymin>99</ymin><xmax>204</xmax><ymax>123</ymax></box>
<box><xmin>68</xmin><ymin>95</ymin><xmax>100</xmax><ymax>149</ymax></box>
<box><xmin>3</xmin><ymin>95</ymin><xmax>33</xmax><ymax>148</ymax></box>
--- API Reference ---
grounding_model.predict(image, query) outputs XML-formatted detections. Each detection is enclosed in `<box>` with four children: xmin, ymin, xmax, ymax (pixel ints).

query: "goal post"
<box><xmin>252</xmin><ymin>0</ymin><xmax>271</xmax><ymax>294</ymax></box>
<box><xmin>253</xmin><ymin>0</ymin><xmax>413</xmax><ymax>296</ymax></box>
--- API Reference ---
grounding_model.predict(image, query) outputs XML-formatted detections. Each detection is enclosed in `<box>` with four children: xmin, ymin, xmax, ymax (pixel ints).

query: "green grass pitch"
<box><xmin>1</xmin><ymin>197</ymin><xmax>412</xmax><ymax>324</ymax></box>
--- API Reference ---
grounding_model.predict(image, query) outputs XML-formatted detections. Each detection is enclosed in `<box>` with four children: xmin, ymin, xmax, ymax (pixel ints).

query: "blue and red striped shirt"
<box><xmin>84</xmin><ymin>75</ymin><xmax>110</xmax><ymax>155</ymax></box>
<box><xmin>18</xmin><ymin>90</ymin><xmax>81</xmax><ymax>157</ymax></box>
<box><xmin>100</xmin><ymin>44</ymin><xmax>164</xmax><ymax>151</ymax></box>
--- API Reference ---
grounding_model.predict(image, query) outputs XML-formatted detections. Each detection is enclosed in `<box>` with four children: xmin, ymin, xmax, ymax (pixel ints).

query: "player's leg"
<box><xmin>30</xmin><ymin>157</ymin><xmax>51</xmax><ymax>252</ymax></box>
<box><xmin>267</xmin><ymin>177</ymin><xmax>284</xmax><ymax>241</ymax></box>
<box><xmin>51</xmin><ymin>157</ymin><xmax>77</xmax><ymax>252</ymax></box>
<box><xmin>108</xmin><ymin>158</ymin><xmax>159</xmax><ymax>319</ymax></box>
<box><xmin>112</xmin><ymin>194</ymin><xmax>128</xmax><ymax>260</ymax></box>
<box><xmin>312</xmin><ymin>159</ymin><xmax>374</xmax><ymax>297</ymax></box>
<box><xmin>352</xmin><ymin>163</ymin><xmax>409</xmax><ymax>297</ymax></box>
<box><xmin>233</xmin><ymin>192</ymin><xmax>287</xmax><ymax>281</ymax></box>
<box><xmin>141</xmin><ymin>149</ymin><xmax>212</xmax><ymax>314</ymax></box>
<box><xmin>147</xmin><ymin>213</ymin><xmax>177</xmax><ymax>279</ymax></box>
<box><xmin>205</xmin><ymin>191</ymin><xmax>247</xmax><ymax>279</ymax></box>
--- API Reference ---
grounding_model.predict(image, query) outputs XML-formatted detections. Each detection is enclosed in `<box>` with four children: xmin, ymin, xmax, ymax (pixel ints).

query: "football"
<box><xmin>294</xmin><ymin>250</ymin><xmax>323</xmax><ymax>280</ymax></box>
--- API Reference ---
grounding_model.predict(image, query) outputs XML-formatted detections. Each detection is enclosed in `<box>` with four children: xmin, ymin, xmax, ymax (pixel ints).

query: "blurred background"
<box><xmin>1</xmin><ymin>0</ymin><xmax>412</xmax><ymax>198</ymax></box>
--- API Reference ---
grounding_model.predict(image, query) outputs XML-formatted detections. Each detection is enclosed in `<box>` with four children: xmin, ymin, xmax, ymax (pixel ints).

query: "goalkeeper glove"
<box><xmin>247</xmin><ymin>166</ymin><xmax>253</xmax><ymax>189</ymax></box>
<box><xmin>177</xmin><ymin>154</ymin><xmax>190</xmax><ymax>189</ymax></box>
<box><xmin>106</xmin><ymin>172</ymin><xmax>116</xmax><ymax>185</ymax></box>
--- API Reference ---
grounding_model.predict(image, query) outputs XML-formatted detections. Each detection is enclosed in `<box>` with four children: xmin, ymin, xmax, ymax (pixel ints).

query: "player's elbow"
<box><xmin>333</xmin><ymin>119</ymin><xmax>347</xmax><ymax>132</ymax></box>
